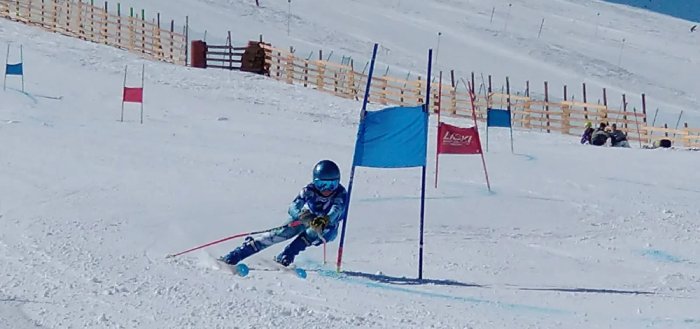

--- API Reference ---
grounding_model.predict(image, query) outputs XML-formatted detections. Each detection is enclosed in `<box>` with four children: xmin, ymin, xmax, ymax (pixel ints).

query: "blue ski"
<box><xmin>248</xmin><ymin>265</ymin><xmax>307</xmax><ymax>279</ymax></box>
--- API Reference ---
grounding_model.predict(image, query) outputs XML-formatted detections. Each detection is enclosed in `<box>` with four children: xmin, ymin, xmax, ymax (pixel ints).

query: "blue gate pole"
<box><xmin>19</xmin><ymin>45</ymin><xmax>24</xmax><ymax>92</ymax></box>
<box><xmin>3</xmin><ymin>44</ymin><xmax>9</xmax><ymax>91</ymax></box>
<box><xmin>336</xmin><ymin>43</ymin><xmax>379</xmax><ymax>273</ymax></box>
<box><xmin>418</xmin><ymin>48</ymin><xmax>433</xmax><ymax>281</ymax></box>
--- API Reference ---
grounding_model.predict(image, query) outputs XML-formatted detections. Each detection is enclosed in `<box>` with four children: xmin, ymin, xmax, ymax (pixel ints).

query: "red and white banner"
<box><xmin>437</xmin><ymin>123</ymin><xmax>483</xmax><ymax>155</ymax></box>
<box><xmin>433</xmin><ymin>79</ymin><xmax>491</xmax><ymax>191</ymax></box>
<box><xmin>121</xmin><ymin>64</ymin><xmax>145</xmax><ymax>124</ymax></box>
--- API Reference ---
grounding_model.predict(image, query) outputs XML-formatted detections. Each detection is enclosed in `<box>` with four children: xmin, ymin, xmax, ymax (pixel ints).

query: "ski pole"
<box><xmin>165</xmin><ymin>220</ymin><xmax>303</xmax><ymax>259</ymax></box>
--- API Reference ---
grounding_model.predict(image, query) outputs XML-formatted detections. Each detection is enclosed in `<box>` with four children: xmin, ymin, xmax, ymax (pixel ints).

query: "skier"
<box><xmin>219</xmin><ymin>160</ymin><xmax>347</xmax><ymax>267</ymax></box>
<box><xmin>580</xmin><ymin>121</ymin><xmax>594</xmax><ymax>144</ymax></box>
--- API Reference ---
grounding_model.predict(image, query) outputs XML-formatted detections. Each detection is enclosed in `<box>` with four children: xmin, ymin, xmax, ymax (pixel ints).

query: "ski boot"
<box><xmin>274</xmin><ymin>233</ymin><xmax>311</xmax><ymax>266</ymax></box>
<box><xmin>220</xmin><ymin>237</ymin><xmax>260</xmax><ymax>265</ymax></box>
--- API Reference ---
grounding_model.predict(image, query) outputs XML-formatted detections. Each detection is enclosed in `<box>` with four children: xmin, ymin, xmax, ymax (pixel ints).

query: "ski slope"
<box><xmin>2</xmin><ymin>0</ymin><xmax>700</xmax><ymax>328</ymax></box>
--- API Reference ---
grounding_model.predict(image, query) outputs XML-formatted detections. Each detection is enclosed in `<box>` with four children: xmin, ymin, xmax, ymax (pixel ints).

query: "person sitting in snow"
<box><xmin>609</xmin><ymin>123</ymin><xmax>630</xmax><ymax>148</ymax></box>
<box><xmin>590</xmin><ymin>122</ymin><xmax>610</xmax><ymax>146</ymax></box>
<box><xmin>580</xmin><ymin>121</ymin><xmax>594</xmax><ymax>144</ymax></box>
<box><xmin>219</xmin><ymin>160</ymin><xmax>347</xmax><ymax>267</ymax></box>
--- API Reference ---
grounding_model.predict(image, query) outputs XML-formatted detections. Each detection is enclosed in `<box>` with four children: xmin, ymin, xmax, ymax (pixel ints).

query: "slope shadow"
<box><xmin>337</xmin><ymin>271</ymin><xmax>656</xmax><ymax>295</ymax></box>
<box><xmin>340</xmin><ymin>270</ymin><xmax>485</xmax><ymax>287</ymax></box>
<box><xmin>514</xmin><ymin>153</ymin><xmax>536</xmax><ymax>161</ymax></box>
<box><xmin>519</xmin><ymin>287</ymin><xmax>655</xmax><ymax>295</ymax></box>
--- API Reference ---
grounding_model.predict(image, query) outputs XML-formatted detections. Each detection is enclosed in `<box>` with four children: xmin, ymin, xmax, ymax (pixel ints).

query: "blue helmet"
<box><xmin>312</xmin><ymin>160</ymin><xmax>340</xmax><ymax>192</ymax></box>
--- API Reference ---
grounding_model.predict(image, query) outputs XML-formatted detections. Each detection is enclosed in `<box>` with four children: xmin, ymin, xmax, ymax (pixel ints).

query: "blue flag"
<box><xmin>353</xmin><ymin>106</ymin><xmax>428</xmax><ymax>168</ymax></box>
<box><xmin>5</xmin><ymin>63</ymin><xmax>23</xmax><ymax>76</ymax></box>
<box><xmin>487</xmin><ymin>108</ymin><xmax>511</xmax><ymax>128</ymax></box>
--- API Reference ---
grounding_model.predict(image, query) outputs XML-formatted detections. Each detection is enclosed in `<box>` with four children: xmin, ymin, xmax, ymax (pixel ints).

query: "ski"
<box><xmin>215</xmin><ymin>259</ymin><xmax>306</xmax><ymax>279</ymax></box>
<box><xmin>249</xmin><ymin>265</ymin><xmax>307</xmax><ymax>279</ymax></box>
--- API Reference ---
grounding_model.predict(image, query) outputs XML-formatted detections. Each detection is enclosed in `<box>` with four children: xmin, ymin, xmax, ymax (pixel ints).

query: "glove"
<box><xmin>309</xmin><ymin>215</ymin><xmax>329</xmax><ymax>232</ymax></box>
<box><xmin>298</xmin><ymin>208</ymin><xmax>315</xmax><ymax>222</ymax></box>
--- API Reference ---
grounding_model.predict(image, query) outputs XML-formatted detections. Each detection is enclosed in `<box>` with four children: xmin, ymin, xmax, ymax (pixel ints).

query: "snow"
<box><xmin>1</xmin><ymin>0</ymin><xmax>699</xmax><ymax>328</ymax></box>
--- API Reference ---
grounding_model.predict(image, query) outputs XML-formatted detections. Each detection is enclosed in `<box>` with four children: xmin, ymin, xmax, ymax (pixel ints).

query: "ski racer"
<box><xmin>220</xmin><ymin>160</ymin><xmax>347</xmax><ymax>267</ymax></box>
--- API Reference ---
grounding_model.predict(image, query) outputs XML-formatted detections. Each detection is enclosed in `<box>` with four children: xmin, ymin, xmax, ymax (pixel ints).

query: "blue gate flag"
<box><xmin>353</xmin><ymin>105</ymin><xmax>428</xmax><ymax>168</ymax></box>
<box><xmin>487</xmin><ymin>108</ymin><xmax>511</xmax><ymax>128</ymax></box>
<box><xmin>5</xmin><ymin>63</ymin><xmax>23</xmax><ymax>76</ymax></box>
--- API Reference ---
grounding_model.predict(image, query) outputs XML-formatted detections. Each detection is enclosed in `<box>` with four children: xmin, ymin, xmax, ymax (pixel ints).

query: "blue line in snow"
<box><xmin>640</xmin><ymin>249</ymin><xmax>684</xmax><ymax>263</ymax></box>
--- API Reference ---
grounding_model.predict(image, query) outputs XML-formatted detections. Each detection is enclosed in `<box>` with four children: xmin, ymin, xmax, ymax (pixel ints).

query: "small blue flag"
<box><xmin>5</xmin><ymin>63</ymin><xmax>23</xmax><ymax>76</ymax></box>
<box><xmin>353</xmin><ymin>106</ymin><xmax>428</xmax><ymax>168</ymax></box>
<box><xmin>487</xmin><ymin>108</ymin><xmax>511</xmax><ymax>128</ymax></box>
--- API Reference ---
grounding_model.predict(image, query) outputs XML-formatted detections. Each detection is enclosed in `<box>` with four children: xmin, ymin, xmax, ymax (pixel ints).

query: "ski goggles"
<box><xmin>313</xmin><ymin>178</ymin><xmax>339</xmax><ymax>192</ymax></box>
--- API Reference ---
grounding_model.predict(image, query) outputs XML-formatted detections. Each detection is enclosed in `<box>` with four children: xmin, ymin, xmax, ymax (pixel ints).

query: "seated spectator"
<box><xmin>580</xmin><ymin>121</ymin><xmax>594</xmax><ymax>144</ymax></box>
<box><xmin>653</xmin><ymin>138</ymin><xmax>672</xmax><ymax>148</ymax></box>
<box><xmin>590</xmin><ymin>122</ymin><xmax>610</xmax><ymax>146</ymax></box>
<box><xmin>609</xmin><ymin>123</ymin><xmax>630</xmax><ymax>148</ymax></box>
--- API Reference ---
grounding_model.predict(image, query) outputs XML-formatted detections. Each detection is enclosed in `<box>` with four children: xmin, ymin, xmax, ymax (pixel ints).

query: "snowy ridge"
<box><xmin>1</xmin><ymin>0</ymin><xmax>700</xmax><ymax>328</ymax></box>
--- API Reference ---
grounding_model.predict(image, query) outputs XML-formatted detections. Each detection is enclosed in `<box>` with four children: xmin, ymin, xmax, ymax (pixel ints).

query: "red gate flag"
<box><xmin>437</xmin><ymin>122</ymin><xmax>482</xmax><ymax>155</ymax></box>
<box><xmin>122</xmin><ymin>87</ymin><xmax>143</xmax><ymax>103</ymax></box>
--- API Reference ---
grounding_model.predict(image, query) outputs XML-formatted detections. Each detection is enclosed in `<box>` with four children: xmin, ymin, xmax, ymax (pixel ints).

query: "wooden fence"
<box><xmin>644</xmin><ymin>123</ymin><xmax>700</xmax><ymax>148</ymax></box>
<box><xmin>261</xmin><ymin>44</ymin><xmax>690</xmax><ymax>145</ymax></box>
<box><xmin>0</xmin><ymin>0</ymin><xmax>186</xmax><ymax>64</ymax></box>
<box><xmin>4</xmin><ymin>0</ymin><xmax>692</xmax><ymax>148</ymax></box>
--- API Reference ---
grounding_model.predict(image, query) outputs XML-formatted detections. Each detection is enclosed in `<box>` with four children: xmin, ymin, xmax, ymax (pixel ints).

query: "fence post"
<box><xmin>153</xmin><ymin>14</ymin><xmax>163</xmax><ymax>59</ymax></box>
<box><xmin>380</xmin><ymin>77</ymin><xmax>388</xmax><ymax>105</ymax></box>
<box><xmin>642</xmin><ymin>94</ymin><xmax>648</xmax><ymax>143</ymax></box>
<box><xmin>0</xmin><ymin>1</ymin><xmax>8</xmax><ymax>18</ymax></box>
<box><xmin>101</xmin><ymin>2</ymin><xmax>107</xmax><ymax>44</ymax></box>
<box><xmin>563</xmin><ymin>85</ymin><xmax>567</xmax><ymax>101</ymax></box>
<box><xmin>285</xmin><ymin>52</ymin><xmax>294</xmax><ymax>84</ymax></box>
<box><xmin>40</xmin><ymin>0</ymin><xmax>46</xmax><ymax>25</ymax></box>
<box><xmin>601</xmin><ymin>88</ymin><xmax>608</xmax><ymax>124</ymax></box>
<box><xmin>334</xmin><ymin>71</ymin><xmax>339</xmax><ymax>95</ymax></box>
<box><xmin>415</xmin><ymin>76</ymin><xmax>423</xmax><ymax>104</ymax></box>
<box><xmin>506</xmin><ymin>76</ymin><xmax>511</xmax><ymax>121</ymax></box>
<box><xmin>51</xmin><ymin>0</ymin><xmax>58</xmax><ymax>30</ymax></box>
<box><xmin>561</xmin><ymin>102</ymin><xmax>571</xmax><ymax>135</ymax></box>
<box><xmin>622</xmin><ymin>94</ymin><xmax>628</xmax><ymax>130</ymax></box>
<box><xmin>140</xmin><ymin>9</ymin><xmax>146</xmax><ymax>54</ymax></box>
<box><xmin>348</xmin><ymin>66</ymin><xmax>357</xmax><ymax>100</ymax></box>
<box><xmin>78</xmin><ymin>0</ymin><xmax>86</xmax><ymax>39</ymax></box>
<box><xmin>523</xmin><ymin>98</ymin><xmax>532</xmax><ymax>129</ymax></box>
<box><xmin>303</xmin><ymin>60</ymin><xmax>309</xmax><ymax>87</ymax></box>
<box><xmin>116</xmin><ymin>4</ymin><xmax>122</xmax><ymax>47</ymax></box>
<box><xmin>66</xmin><ymin>0</ymin><xmax>72</xmax><ymax>32</ymax></box>
<box><xmin>544</xmin><ymin>81</ymin><xmax>550</xmax><ymax>133</ymax></box>
<box><xmin>525</xmin><ymin>80</ymin><xmax>529</xmax><ymax>97</ymax></box>
<box><xmin>90</xmin><ymin>0</ymin><xmax>95</xmax><ymax>41</ymax></box>
<box><xmin>316</xmin><ymin>60</ymin><xmax>325</xmax><ymax>90</ymax></box>
<box><xmin>582</xmin><ymin>83</ymin><xmax>588</xmax><ymax>120</ymax></box>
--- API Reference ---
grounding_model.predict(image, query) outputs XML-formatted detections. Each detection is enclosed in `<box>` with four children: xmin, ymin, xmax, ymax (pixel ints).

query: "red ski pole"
<box><xmin>165</xmin><ymin>220</ymin><xmax>303</xmax><ymax>259</ymax></box>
